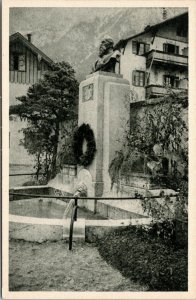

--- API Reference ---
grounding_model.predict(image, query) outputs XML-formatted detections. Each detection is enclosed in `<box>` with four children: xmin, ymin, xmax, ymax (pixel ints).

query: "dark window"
<box><xmin>132</xmin><ymin>70</ymin><xmax>145</xmax><ymax>86</ymax></box>
<box><xmin>132</xmin><ymin>41</ymin><xmax>150</xmax><ymax>55</ymax></box>
<box><xmin>13</xmin><ymin>55</ymin><xmax>19</xmax><ymax>70</ymax></box>
<box><xmin>145</xmin><ymin>43</ymin><xmax>150</xmax><ymax>53</ymax></box>
<box><xmin>162</xmin><ymin>158</ymin><xmax>169</xmax><ymax>176</ymax></box>
<box><xmin>9</xmin><ymin>54</ymin><xmax>14</xmax><ymax>71</ymax></box>
<box><xmin>37</xmin><ymin>60</ymin><xmax>42</xmax><ymax>71</ymax></box>
<box><xmin>163</xmin><ymin>43</ymin><xmax>179</xmax><ymax>54</ymax></box>
<box><xmin>164</xmin><ymin>75</ymin><xmax>180</xmax><ymax>88</ymax></box>
<box><xmin>182</xmin><ymin>47</ymin><xmax>188</xmax><ymax>56</ymax></box>
<box><xmin>177</xmin><ymin>23</ymin><xmax>188</xmax><ymax>37</ymax></box>
<box><xmin>10</xmin><ymin>53</ymin><xmax>26</xmax><ymax>71</ymax></box>
<box><xmin>132</xmin><ymin>41</ymin><xmax>138</xmax><ymax>54</ymax></box>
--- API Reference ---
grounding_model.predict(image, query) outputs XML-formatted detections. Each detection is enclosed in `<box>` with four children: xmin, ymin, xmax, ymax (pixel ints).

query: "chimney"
<box><xmin>27</xmin><ymin>33</ymin><xmax>32</xmax><ymax>43</ymax></box>
<box><xmin>162</xmin><ymin>8</ymin><xmax>167</xmax><ymax>20</ymax></box>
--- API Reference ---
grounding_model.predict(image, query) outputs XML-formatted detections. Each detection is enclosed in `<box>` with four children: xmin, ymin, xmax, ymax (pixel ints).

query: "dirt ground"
<box><xmin>9</xmin><ymin>239</ymin><xmax>147</xmax><ymax>291</ymax></box>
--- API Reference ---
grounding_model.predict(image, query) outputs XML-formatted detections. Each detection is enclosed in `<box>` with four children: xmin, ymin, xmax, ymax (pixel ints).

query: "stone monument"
<box><xmin>78</xmin><ymin>69</ymin><xmax>130</xmax><ymax>211</ymax></box>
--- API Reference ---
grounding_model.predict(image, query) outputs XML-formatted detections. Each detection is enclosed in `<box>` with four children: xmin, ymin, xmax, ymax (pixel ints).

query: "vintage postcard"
<box><xmin>2</xmin><ymin>0</ymin><xmax>196</xmax><ymax>299</ymax></box>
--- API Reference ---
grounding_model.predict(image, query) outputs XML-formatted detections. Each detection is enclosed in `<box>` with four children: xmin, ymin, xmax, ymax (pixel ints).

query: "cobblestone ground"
<box><xmin>9</xmin><ymin>239</ymin><xmax>147</xmax><ymax>291</ymax></box>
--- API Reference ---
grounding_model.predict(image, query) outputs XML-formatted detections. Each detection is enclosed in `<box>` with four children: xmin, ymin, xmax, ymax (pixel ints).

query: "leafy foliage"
<box><xmin>108</xmin><ymin>92</ymin><xmax>188</xmax><ymax>243</ymax></box>
<box><xmin>109</xmin><ymin>94</ymin><xmax>187</xmax><ymax>197</ymax></box>
<box><xmin>108</xmin><ymin>151</ymin><xmax>124</xmax><ymax>189</ymax></box>
<box><xmin>127</xmin><ymin>96</ymin><xmax>187</xmax><ymax>177</ymax></box>
<box><xmin>56</xmin><ymin>119</ymin><xmax>78</xmax><ymax>170</ymax></box>
<box><xmin>109</xmin><ymin>93</ymin><xmax>187</xmax><ymax>184</ymax></box>
<box><xmin>97</xmin><ymin>226</ymin><xmax>188</xmax><ymax>291</ymax></box>
<box><xmin>10</xmin><ymin>61</ymin><xmax>79</xmax><ymax>181</ymax></box>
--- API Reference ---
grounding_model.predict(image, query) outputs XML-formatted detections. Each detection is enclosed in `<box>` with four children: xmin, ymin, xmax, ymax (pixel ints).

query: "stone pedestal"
<box><xmin>78</xmin><ymin>71</ymin><xmax>130</xmax><ymax>202</ymax></box>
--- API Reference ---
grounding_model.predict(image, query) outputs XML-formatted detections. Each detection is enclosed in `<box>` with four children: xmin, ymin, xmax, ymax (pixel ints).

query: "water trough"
<box><xmin>9</xmin><ymin>185</ymin><xmax>153</xmax><ymax>244</ymax></box>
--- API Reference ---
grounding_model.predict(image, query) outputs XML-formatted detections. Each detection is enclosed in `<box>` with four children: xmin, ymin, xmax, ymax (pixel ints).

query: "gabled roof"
<box><xmin>10</xmin><ymin>32</ymin><xmax>53</xmax><ymax>65</ymax></box>
<box><xmin>114</xmin><ymin>12</ymin><xmax>188</xmax><ymax>50</ymax></box>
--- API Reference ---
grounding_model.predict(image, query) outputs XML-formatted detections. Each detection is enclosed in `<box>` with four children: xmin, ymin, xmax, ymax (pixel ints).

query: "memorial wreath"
<box><xmin>73</xmin><ymin>123</ymin><xmax>96</xmax><ymax>166</ymax></box>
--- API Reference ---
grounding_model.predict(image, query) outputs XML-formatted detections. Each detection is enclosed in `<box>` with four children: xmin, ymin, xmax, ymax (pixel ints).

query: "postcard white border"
<box><xmin>2</xmin><ymin>0</ymin><xmax>196</xmax><ymax>299</ymax></box>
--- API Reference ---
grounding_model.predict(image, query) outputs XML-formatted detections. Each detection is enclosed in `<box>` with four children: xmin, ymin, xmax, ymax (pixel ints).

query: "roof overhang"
<box><xmin>114</xmin><ymin>12</ymin><xmax>188</xmax><ymax>50</ymax></box>
<box><xmin>10</xmin><ymin>32</ymin><xmax>53</xmax><ymax>65</ymax></box>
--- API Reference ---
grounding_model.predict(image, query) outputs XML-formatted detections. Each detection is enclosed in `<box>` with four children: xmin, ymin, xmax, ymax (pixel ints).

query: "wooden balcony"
<box><xmin>145</xmin><ymin>50</ymin><xmax>188</xmax><ymax>68</ymax></box>
<box><xmin>146</xmin><ymin>85</ymin><xmax>187</xmax><ymax>98</ymax></box>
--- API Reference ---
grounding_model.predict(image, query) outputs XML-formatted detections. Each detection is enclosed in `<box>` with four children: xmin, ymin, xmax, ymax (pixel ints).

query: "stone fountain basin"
<box><xmin>9</xmin><ymin>213</ymin><xmax>85</xmax><ymax>243</ymax></box>
<box><xmin>9</xmin><ymin>186</ymin><xmax>85</xmax><ymax>243</ymax></box>
<box><xmin>9</xmin><ymin>185</ymin><xmax>153</xmax><ymax>243</ymax></box>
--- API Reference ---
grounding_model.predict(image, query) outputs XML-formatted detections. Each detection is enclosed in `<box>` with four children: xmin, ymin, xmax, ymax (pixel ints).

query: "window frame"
<box><xmin>132</xmin><ymin>70</ymin><xmax>145</xmax><ymax>87</ymax></box>
<box><xmin>9</xmin><ymin>52</ymin><xmax>26</xmax><ymax>72</ymax></box>
<box><xmin>164</xmin><ymin>75</ymin><xmax>180</xmax><ymax>88</ymax></box>
<box><xmin>163</xmin><ymin>43</ymin><xmax>179</xmax><ymax>55</ymax></box>
<box><xmin>132</xmin><ymin>41</ymin><xmax>150</xmax><ymax>55</ymax></box>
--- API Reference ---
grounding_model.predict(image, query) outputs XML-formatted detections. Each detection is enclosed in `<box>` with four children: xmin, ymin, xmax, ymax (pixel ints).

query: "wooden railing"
<box><xmin>145</xmin><ymin>50</ymin><xmax>188</xmax><ymax>67</ymax></box>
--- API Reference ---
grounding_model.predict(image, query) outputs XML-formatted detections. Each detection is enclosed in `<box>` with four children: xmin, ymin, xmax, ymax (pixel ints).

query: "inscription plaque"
<box><xmin>82</xmin><ymin>84</ymin><xmax>94</xmax><ymax>102</ymax></box>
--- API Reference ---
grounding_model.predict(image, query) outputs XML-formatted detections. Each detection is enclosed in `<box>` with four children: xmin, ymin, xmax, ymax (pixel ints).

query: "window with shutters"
<box><xmin>163</xmin><ymin>43</ymin><xmax>179</xmax><ymax>54</ymax></box>
<box><xmin>132</xmin><ymin>41</ymin><xmax>150</xmax><ymax>55</ymax></box>
<box><xmin>132</xmin><ymin>41</ymin><xmax>138</xmax><ymax>54</ymax></box>
<box><xmin>138</xmin><ymin>43</ymin><xmax>145</xmax><ymax>55</ymax></box>
<box><xmin>10</xmin><ymin>53</ymin><xmax>26</xmax><ymax>71</ymax></box>
<box><xmin>164</xmin><ymin>75</ymin><xmax>180</xmax><ymax>88</ymax></box>
<box><xmin>132</xmin><ymin>70</ymin><xmax>145</xmax><ymax>87</ymax></box>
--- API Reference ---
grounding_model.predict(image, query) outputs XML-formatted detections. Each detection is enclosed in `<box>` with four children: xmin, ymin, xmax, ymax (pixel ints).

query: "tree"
<box><xmin>109</xmin><ymin>91</ymin><xmax>188</xmax><ymax>214</ymax></box>
<box><xmin>10</xmin><ymin>61</ymin><xmax>79</xmax><ymax>181</ymax></box>
<box><xmin>108</xmin><ymin>92</ymin><xmax>188</xmax><ymax>245</ymax></box>
<box><xmin>109</xmin><ymin>92</ymin><xmax>188</xmax><ymax>188</ymax></box>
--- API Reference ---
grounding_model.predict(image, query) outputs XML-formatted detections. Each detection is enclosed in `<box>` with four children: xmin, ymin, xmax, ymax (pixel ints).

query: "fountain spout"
<box><xmin>63</xmin><ymin>182</ymin><xmax>87</xmax><ymax>219</ymax></box>
<box><xmin>74</xmin><ymin>182</ymin><xmax>87</xmax><ymax>198</ymax></box>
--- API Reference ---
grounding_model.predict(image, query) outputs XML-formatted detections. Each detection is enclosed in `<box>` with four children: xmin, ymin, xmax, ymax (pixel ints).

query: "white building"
<box><xmin>115</xmin><ymin>12</ymin><xmax>188</xmax><ymax>101</ymax></box>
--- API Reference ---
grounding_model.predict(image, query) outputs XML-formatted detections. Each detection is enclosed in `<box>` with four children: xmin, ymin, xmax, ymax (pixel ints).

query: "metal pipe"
<box><xmin>9</xmin><ymin>192</ymin><xmax>178</xmax><ymax>200</ymax></box>
<box><xmin>9</xmin><ymin>173</ymin><xmax>45</xmax><ymax>176</ymax></box>
<box><xmin>74</xmin><ymin>198</ymin><xmax>78</xmax><ymax>221</ymax></box>
<box><xmin>69</xmin><ymin>206</ymin><xmax>77</xmax><ymax>251</ymax></box>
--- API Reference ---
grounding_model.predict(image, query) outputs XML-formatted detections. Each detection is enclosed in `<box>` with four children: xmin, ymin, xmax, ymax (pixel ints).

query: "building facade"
<box><xmin>9</xmin><ymin>32</ymin><xmax>53</xmax><ymax>167</ymax></box>
<box><xmin>115</xmin><ymin>12</ymin><xmax>188</xmax><ymax>101</ymax></box>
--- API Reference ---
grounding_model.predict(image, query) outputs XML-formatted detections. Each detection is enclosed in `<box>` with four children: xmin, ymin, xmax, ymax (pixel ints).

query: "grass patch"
<box><xmin>97</xmin><ymin>226</ymin><xmax>188</xmax><ymax>291</ymax></box>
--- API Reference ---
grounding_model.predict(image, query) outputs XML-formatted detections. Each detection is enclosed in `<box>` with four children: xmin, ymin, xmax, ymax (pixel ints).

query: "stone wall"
<box><xmin>97</xmin><ymin>92</ymin><xmax>188</xmax><ymax>217</ymax></box>
<box><xmin>129</xmin><ymin>92</ymin><xmax>188</xmax><ymax>178</ymax></box>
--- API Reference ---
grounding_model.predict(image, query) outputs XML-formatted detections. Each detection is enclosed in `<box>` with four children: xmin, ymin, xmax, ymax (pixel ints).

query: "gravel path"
<box><xmin>9</xmin><ymin>239</ymin><xmax>147</xmax><ymax>291</ymax></box>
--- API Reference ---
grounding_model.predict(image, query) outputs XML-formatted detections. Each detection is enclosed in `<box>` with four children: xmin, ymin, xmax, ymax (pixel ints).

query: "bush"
<box><xmin>97</xmin><ymin>226</ymin><xmax>188</xmax><ymax>291</ymax></box>
<box><xmin>22</xmin><ymin>176</ymin><xmax>47</xmax><ymax>186</ymax></box>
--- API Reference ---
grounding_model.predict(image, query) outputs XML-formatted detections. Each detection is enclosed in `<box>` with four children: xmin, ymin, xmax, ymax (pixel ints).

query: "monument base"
<box><xmin>78</xmin><ymin>71</ymin><xmax>130</xmax><ymax>202</ymax></box>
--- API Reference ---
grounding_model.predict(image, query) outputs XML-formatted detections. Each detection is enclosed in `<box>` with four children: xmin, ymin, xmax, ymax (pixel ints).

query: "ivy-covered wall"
<box><xmin>109</xmin><ymin>91</ymin><xmax>188</xmax><ymax>195</ymax></box>
<box><xmin>128</xmin><ymin>91</ymin><xmax>188</xmax><ymax>179</ymax></box>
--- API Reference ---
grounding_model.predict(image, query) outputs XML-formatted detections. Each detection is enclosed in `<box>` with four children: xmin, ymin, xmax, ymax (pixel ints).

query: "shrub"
<box><xmin>97</xmin><ymin>226</ymin><xmax>188</xmax><ymax>291</ymax></box>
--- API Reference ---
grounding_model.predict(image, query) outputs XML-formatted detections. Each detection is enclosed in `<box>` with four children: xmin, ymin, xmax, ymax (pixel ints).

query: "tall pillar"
<box><xmin>78</xmin><ymin>71</ymin><xmax>130</xmax><ymax>200</ymax></box>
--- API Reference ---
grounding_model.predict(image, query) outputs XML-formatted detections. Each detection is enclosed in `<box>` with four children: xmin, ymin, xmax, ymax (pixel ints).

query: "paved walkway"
<box><xmin>9</xmin><ymin>240</ymin><xmax>147</xmax><ymax>291</ymax></box>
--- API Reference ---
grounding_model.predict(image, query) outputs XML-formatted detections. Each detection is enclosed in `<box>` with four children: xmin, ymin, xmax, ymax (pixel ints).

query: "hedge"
<box><xmin>97</xmin><ymin>226</ymin><xmax>188</xmax><ymax>291</ymax></box>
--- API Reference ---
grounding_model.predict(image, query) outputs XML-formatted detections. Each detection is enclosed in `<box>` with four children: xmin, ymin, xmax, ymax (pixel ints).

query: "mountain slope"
<box><xmin>10</xmin><ymin>7</ymin><xmax>187</xmax><ymax>81</ymax></box>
